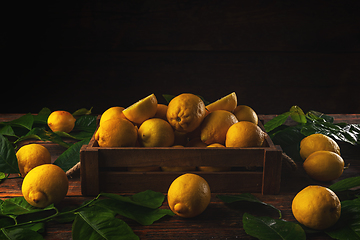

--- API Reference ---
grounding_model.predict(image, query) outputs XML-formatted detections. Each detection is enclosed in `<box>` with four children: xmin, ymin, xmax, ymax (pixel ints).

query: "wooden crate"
<box><xmin>80</xmin><ymin>119</ymin><xmax>282</xmax><ymax>196</ymax></box>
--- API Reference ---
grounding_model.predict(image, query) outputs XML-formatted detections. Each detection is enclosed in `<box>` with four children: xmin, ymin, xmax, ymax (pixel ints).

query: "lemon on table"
<box><xmin>122</xmin><ymin>94</ymin><xmax>158</xmax><ymax>124</ymax></box>
<box><xmin>225</xmin><ymin>121</ymin><xmax>265</xmax><ymax>148</ymax></box>
<box><xmin>99</xmin><ymin>106</ymin><xmax>126</xmax><ymax>126</ymax></box>
<box><xmin>300</xmin><ymin>133</ymin><xmax>340</xmax><ymax>160</ymax></box>
<box><xmin>205</xmin><ymin>92</ymin><xmax>237</xmax><ymax>113</ymax></box>
<box><xmin>47</xmin><ymin>110</ymin><xmax>76</xmax><ymax>133</ymax></box>
<box><xmin>233</xmin><ymin>105</ymin><xmax>258</xmax><ymax>125</ymax></box>
<box><xmin>303</xmin><ymin>151</ymin><xmax>344</xmax><ymax>182</ymax></box>
<box><xmin>22</xmin><ymin>164</ymin><xmax>69</xmax><ymax>208</ymax></box>
<box><xmin>167</xmin><ymin>173</ymin><xmax>211</xmax><ymax>218</ymax></box>
<box><xmin>95</xmin><ymin>118</ymin><xmax>138</xmax><ymax>147</ymax></box>
<box><xmin>200</xmin><ymin>110</ymin><xmax>238</xmax><ymax>145</ymax></box>
<box><xmin>16</xmin><ymin>144</ymin><xmax>51</xmax><ymax>177</ymax></box>
<box><xmin>138</xmin><ymin>118</ymin><xmax>175</xmax><ymax>147</ymax></box>
<box><xmin>292</xmin><ymin>185</ymin><xmax>341</xmax><ymax>230</ymax></box>
<box><xmin>166</xmin><ymin>93</ymin><xmax>206</xmax><ymax>133</ymax></box>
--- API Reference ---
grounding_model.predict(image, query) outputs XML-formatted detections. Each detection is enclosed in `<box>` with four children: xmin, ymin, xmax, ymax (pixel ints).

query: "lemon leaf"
<box><xmin>217</xmin><ymin>193</ymin><xmax>282</xmax><ymax>219</ymax></box>
<box><xmin>243</xmin><ymin>213</ymin><xmax>306</xmax><ymax>240</ymax></box>
<box><xmin>0</xmin><ymin>134</ymin><xmax>20</xmax><ymax>174</ymax></box>
<box><xmin>72</xmin><ymin>206</ymin><xmax>139</xmax><ymax>240</ymax></box>
<box><xmin>290</xmin><ymin>106</ymin><xmax>307</xmax><ymax>124</ymax></box>
<box><xmin>0</xmin><ymin>227</ymin><xmax>44</xmax><ymax>240</ymax></box>
<box><xmin>263</xmin><ymin>111</ymin><xmax>291</xmax><ymax>133</ymax></box>
<box><xmin>72</xmin><ymin>107</ymin><xmax>93</xmax><ymax>116</ymax></box>
<box><xmin>329</xmin><ymin>176</ymin><xmax>360</xmax><ymax>192</ymax></box>
<box><xmin>94</xmin><ymin>199</ymin><xmax>174</xmax><ymax>226</ymax></box>
<box><xmin>54</xmin><ymin>138</ymin><xmax>90</xmax><ymax>172</ymax></box>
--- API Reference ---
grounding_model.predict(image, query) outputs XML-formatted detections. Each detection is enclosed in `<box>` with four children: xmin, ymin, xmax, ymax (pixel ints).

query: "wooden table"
<box><xmin>1</xmin><ymin>113</ymin><xmax>359</xmax><ymax>239</ymax></box>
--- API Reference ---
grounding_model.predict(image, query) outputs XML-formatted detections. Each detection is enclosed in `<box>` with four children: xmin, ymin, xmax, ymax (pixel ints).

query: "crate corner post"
<box><xmin>80</xmin><ymin>144</ymin><xmax>100</xmax><ymax>196</ymax></box>
<box><xmin>262</xmin><ymin>146</ymin><xmax>282</xmax><ymax>194</ymax></box>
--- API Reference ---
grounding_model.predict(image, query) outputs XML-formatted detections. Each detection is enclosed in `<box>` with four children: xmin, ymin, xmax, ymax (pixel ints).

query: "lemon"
<box><xmin>300</xmin><ymin>133</ymin><xmax>340</xmax><ymax>160</ymax></box>
<box><xmin>166</xmin><ymin>93</ymin><xmax>206</xmax><ymax>133</ymax></box>
<box><xmin>233</xmin><ymin>105</ymin><xmax>258</xmax><ymax>125</ymax></box>
<box><xmin>303</xmin><ymin>151</ymin><xmax>344</xmax><ymax>182</ymax></box>
<box><xmin>292</xmin><ymin>185</ymin><xmax>341</xmax><ymax>230</ymax></box>
<box><xmin>95</xmin><ymin>118</ymin><xmax>138</xmax><ymax>147</ymax></box>
<box><xmin>16</xmin><ymin>144</ymin><xmax>51</xmax><ymax>177</ymax></box>
<box><xmin>99</xmin><ymin>106</ymin><xmax>126</xmax><ymax>126</ymax></box>
<box><xmin>207</xmin><ymin>143</ymin><xmax>225</xmax><ymax>147</ymax></box>
<box><xmin>154</xmin><ymin>104</ymin><xmax>168</xmax><ymax>120</ymax></box>
<box><xmin>200</xmin><ymin>110</ymin><xmax>238</xmax><ymax>145</ymax></box>
<box><xmin>22</xmin><ymin>164</ymin><xmax>69</xmax><ymax>208</ymax></box>
<box><xmin>167</xmin><ymin>173</ymin><xmax>211</xmax><ymax>218</ymax></box>
<box><xmin>225</xmin><ymin>121</ymin><xmax>265</xmax><ymax>148</ymax></box>
<box><xmin>205</xmin><ymin>92</ymin><xmax>237</xmax><ymax>113</ymax></box>
<box><xmin>138</xmin><ymin>118</ymin><xmax>175</xmax><ymax>147</ymax></box>
<box><xmin>47</xmin><ymin>111</ymin><xmax>76</xmax><ymax>133</ymax></box>
<box><xmin>122</xmin><ymin>94</ymin><xmax>158</xmax><ymax>124</ymax></box>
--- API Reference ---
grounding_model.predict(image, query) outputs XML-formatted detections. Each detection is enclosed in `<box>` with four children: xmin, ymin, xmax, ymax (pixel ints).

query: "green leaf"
<box><xmin>33</xmin><ymin>108</ymin><xmax>51</xmax><ymax>125</ymax></box>
<box><xmin>243</xmin><ymin>213</ymin><xmax>306</xmax><ymax>240</ymax></box>
<box><xmin>329</xmin><ymin>176</ymin><xmax>360</xmax><ymax>192</ymax></box>
<box><xmin>14</xmin><ymin>128</ymin><xmax>72</xmax><ymax>148</ymax></box>
<box><xmin>264</xmin><ymin>112</ymin><xmax>291</xmax><ymax>133</ymax></box>
<box><xmin>54</xmin><ymin>138</ymin><xmax>90</xmax><ymax>172</ymax></box>
<box><xmin>94</xmin><ymin>199</ymin><xmax>174</xmax><ymax>226</ymax></box>
<box><xmin>5</xmin><ymin>113</ymin><xmax>34</xmax><ymax>130</ymax></box>
<box><xmin>72</xmin><ymin>115</ymin><xmax>97</xmax><ymax>133</ymax></box>
<box><xmin>0</xmin><ymin>134</ymin><xmax>20</xmax><ymax>174</ymax></box>
<box><xmin>0</xmin><ymin>227</ymin><xmax>44</xmax><ymax>240</ymax></box>
<box><xmin>100</xmin><ymin>190</ymin><xmax>166</xmax><ymax>209</ymax></box>
<box><xmin>72</xmin><ymin>107</ymin><xmax>93</xmax><ymax>116</ymax></box>
<box><xmin>0</xmin><ymin>125</ymin><xmax>17</xmax><ymax>138</ymax></box>
<box><xmin>162</xmin><ymin>94</ymin><xmax>175</xmax><ymax>104</ymax></box>
<box><xmin>217</xmin><ymin>193</ymin><xmax>282</xmax><ymax>218</ymax></box>
<box><xmin>72</xmin><ymin>206</ymin><xmax>139</xmax><ymax>240</ymax></box>
<box><xmin>0</xmin><ymin>197</ymin><xmax>53</xmax><ymax>216</ymax></box>
<box><xmin>290</xmin><ymin>106</ymin><xmax>306</xmax><ymax>124</ymax></box>
<box><xmin>325</xmin><ymin>198</ymin><xmax>360</xmax><ymax>239</ymax></box>
<box><xmin>0</xmin><ymin>172</ymin><xmax>9</xmax><ymax>184</ymax></box>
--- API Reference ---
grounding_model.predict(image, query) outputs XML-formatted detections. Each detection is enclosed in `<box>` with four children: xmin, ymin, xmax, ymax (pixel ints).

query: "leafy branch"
<box><xmin>0</xmin><ymin>190</ymin><xmax>174</xmax><ymax>240</ymax></box>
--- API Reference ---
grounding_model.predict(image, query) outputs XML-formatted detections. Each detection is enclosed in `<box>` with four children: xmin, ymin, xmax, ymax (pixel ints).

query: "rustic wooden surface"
<box><xmin>2</xmin><ymin>1</ymin><xmax>360</xmax><ymax>114</ymax></box>
<box><xmin>1</xmin><ymin>113</ymin><xmax>360</xmax><ymax>239</ymax></box>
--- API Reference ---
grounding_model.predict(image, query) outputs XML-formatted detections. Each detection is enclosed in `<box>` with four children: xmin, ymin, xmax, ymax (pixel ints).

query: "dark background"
<box><xmin>2</xmin><ymin>0</ymin><xmax>360</xmax><ymax>115</ymax></box>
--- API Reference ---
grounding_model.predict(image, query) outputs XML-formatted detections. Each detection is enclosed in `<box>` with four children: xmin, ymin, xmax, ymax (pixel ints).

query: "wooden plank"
<box><xmin>80</xmin><ymin>145</ymin><xmax>100</xmax><ymax>196</ymax></box>
<box><xmin>98</xmin><ymin>147</ymin><xmax>266</xmax><ymax>168</ymax></box>
<box><xmin>262</xmin><ymin>146</ymin><xmax>283</xmax><ymax>194</ymax></box>
<box><xmin>99</xmin><ymin>171</ymin><xmax>263</xmax><ymax>194</ymax></box>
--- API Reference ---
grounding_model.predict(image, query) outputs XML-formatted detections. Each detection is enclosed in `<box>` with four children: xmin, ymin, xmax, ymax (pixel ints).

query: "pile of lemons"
<box><xmin>292</xmin><ymin>133</ymin><xmax>344</xmax><ymax>230</ymax></box>
<box><xmin>95</xmin><ymin>92</ymin><xmax>265</xmax><ymax>172</ymax></box>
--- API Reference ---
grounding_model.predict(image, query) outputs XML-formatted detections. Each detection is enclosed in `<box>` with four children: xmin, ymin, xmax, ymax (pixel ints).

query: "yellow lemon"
<box><xmin>200</xmin><ymin>110</ymin><xmax>238</xmax><ymax>145</ymax></box>
<box><xmin>292</xmin><ymin>185</ymin><xmax>341</xmax><ymax>230</ymax></box>
<box><xmin>138</xmin><ymin>118</ymin><xmax>175</xmax><ymax>147</ymax></box>
<box><xmin>303</xmin><ymin>151</ymin><xmax>344</xmax><ymax>182</ymax></box>
<box><xmin>225</xmin><ymin>121</ymin><xmax>265</xmax><ymax>148</ymax></box>
<box><xmin>122</xmin><ymin>94</ymin><xmax>158</xmax><ymax>124</ymax></box>
<box><xmin>167</xmin><ymin>93</ymin><xmax>206</xmax><ymax>133</ymax></box>
<box><xmin>47</xmin><ymin>111</ymin><xmax>76</xmax><ymax>133</ymax></box>
<box><xmin>16</xmin><ymin>144</ymin><xmax>51</xmax><ymax>177</ymax></box>
<box><xmin>95</xmin><ymin>118</ymin><xmax>137</xmax><ymax>147</ymax></box>
<box><xmin>154</xmin><ymin>104</ymin><xmax>168</xmax><ymax>120</ymax></box>
<box><xmin>22</xmin><ymin>164</ymin><xmax>69</xmax><ymax>208</ymax></box>
<box><xmin>233</xmin><ymin>105</ymin><xmax>258</xmax><ymax>125</ymax></box>
<box><xmin>205</xmin><ymin>92</ymin><xmax>237</xmax><ymax>113</ymax></box>
<box><xmin>300</xmin><ymin>134</ymin><xmax>340</xmax><ymax>160</ymax></box>
<box><xmin>167</xmin><ymin>173</ymin><xmax>211</xmax><ymax>218</ymax></box>
<box><xmin>99</xmin><ymin>106</ymin><xmax>126</xmax><ymax>126</ymax></box>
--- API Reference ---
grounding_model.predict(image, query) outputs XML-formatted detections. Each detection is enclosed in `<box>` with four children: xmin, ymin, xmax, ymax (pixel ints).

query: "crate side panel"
<box><xmin>98</xmin><ymin>148</ymin><xmax>266</xmax><ymax>168</ymax></box>
<box><xmin>99</xmin><ymin>171</ymin><xmax>263</xmax><ymax>193</ymax></box>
